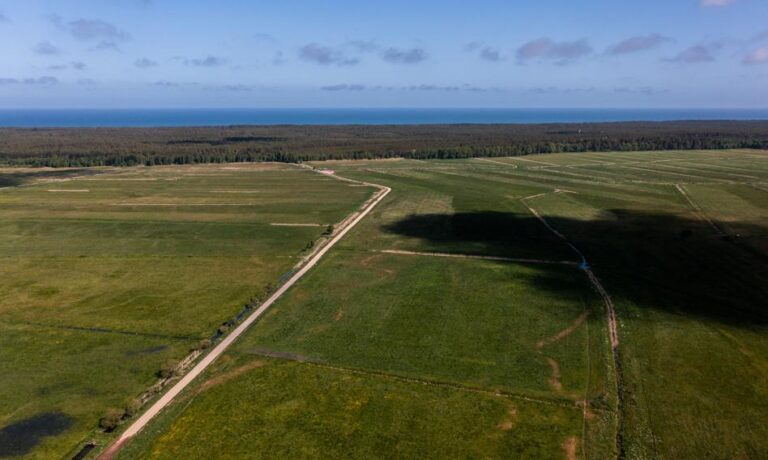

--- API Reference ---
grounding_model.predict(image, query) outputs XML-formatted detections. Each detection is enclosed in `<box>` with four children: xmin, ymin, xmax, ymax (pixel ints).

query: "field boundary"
<box><xmin>246</xmin><ymin>350</ymin><xmax>588</xmax><ymax>410</ymax></box>
<box><xmin>378</xmin><ymin>249</ymin><xmax>579</xmax><ymax>266</ymax></box>
<box><xmin>98</xmin><ymin>167</ymin><xmax>391</xmax><ymax>459</ymax></box>
<box><xmin>2</xmin><ymin>320</ymin><xmax>198</xmax><ymax>341</ymax></box>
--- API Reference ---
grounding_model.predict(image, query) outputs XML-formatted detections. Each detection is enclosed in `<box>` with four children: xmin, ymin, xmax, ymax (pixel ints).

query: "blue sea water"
<box><xmin>0</xmin><ymin>108</ymin><xmax>767</xmax><ymax>128</ymax></box>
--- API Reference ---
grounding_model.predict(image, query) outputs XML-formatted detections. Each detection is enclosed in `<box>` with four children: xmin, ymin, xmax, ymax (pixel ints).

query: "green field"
<box><xmin>3</xmin><ymin>150</ymin><xmax>768</xmax><ymax>459</ymax></box>
<box><xmin>0</xmin><ymin>164</ymin><xmax>372</xmax><ymax>458</ymax></box>
<box><xmin>115</xmin><ymin>150</ymin><xmax>768</xmax><ymax>460</ymax></box>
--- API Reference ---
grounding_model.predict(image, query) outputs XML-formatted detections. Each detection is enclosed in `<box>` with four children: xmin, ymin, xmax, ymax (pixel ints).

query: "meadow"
<box><xmin>3</xmin><ymin>149</ymin><xmax>767</xmax><ymax>459</ymax></box>
<box><xmin>118</xmin><ymin>150</ymin><xmax>768</xmax><ymax>460</ymax></box>
<box><xmin>0</xmin><ymin>164</ymin><xmax>372</xmax><ymax>458</ymax></box>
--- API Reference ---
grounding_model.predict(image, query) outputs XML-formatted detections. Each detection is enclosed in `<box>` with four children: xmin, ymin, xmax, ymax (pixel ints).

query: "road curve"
<box><xmin>100</xmin><ymin>170</ymin><xmax>390</xmax><ymax>459</ymax></box>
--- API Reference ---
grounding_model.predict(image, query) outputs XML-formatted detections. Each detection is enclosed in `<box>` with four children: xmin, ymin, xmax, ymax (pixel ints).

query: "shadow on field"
<box><xmin>0</xmin><ymin>168</ymin><xmax>100</xmax><ymax>188</ymax></box>
<box><xmin>384</xmin><ymin>211</ymin><xmax>768</xmax><ymax>326</ymax></box>
<box><xmin>0</xmin><ymin>413</ymin><xmax>73</xmax><ymax>457</ymax></box>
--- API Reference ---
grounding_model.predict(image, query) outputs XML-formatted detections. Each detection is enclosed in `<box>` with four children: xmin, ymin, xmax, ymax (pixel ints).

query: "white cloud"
<box><xmin>700</xmin><ymin>0</ymin><xmax>737</xmax><ymax>7</ymax></box>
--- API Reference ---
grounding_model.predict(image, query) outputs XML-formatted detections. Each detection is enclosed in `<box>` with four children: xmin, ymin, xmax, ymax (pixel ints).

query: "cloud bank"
<box><xmin>607</xmin><ymin>34</ymin><xmax>671</xmax><ymax>55</ymax></box>
<box><xmin>517</xmin><ymin>38</ymin><xmax>592</xmax><ymax>63</ymax></box>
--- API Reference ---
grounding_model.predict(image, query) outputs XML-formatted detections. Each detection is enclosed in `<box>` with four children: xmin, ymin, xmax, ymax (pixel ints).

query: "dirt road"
<box><xmin>99</xmin><ymin>170</ymin><xmax>390</xmax><ymax>459</ymax></box>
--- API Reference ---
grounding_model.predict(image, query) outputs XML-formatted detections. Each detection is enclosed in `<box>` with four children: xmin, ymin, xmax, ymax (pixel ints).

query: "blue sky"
<box><xmin>0</xmin><ymin>0</ymin><xmax>767</xmax><ymax>108</ymax></box>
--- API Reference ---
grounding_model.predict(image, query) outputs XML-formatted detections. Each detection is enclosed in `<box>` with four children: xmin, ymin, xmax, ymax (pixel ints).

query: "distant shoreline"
<box><xmin>1</xmin><ymin>108</ymin><xmax>768</xmax><ymax>128</ymax></box>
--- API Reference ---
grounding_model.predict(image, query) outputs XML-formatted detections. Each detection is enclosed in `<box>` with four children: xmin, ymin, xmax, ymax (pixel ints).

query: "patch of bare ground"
<box><xmin>198</xmin><ymin>360</ymin><xmax>266</xmax><ymax>393</ymax></box>
<box><xmin>497</xmin><ymin>406</ymin><xmax>519</xmax><ymax>431</ymax></box>
<box><xmin>537</xmin><ymin>312</ymin><xmax>589</xmax><ymax>349</ymax></box>
<box><xmin>334</xmin><ymin>308</ymin><xmax>344</xmax><ymax>321</ymax></box>
<box><xmin>563</xmin><ymin>436</ymin><xmax>579</xmax><ymax>460</ymax></box>
<box><xmin>546</xmin><ymin>358</ymin><xmax>563</xmax><ymax>392</ymax></box>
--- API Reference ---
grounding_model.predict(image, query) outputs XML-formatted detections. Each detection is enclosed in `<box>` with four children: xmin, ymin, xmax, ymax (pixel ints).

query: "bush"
<box><xmin>99</xmin><ymin>408</ymin><xmax>124</xmax><ymax>432</ymax></box>
<box><xmin>197</xmin><ymin>338</ymin><xmax>213</xmax><ymax>350</ymax></box>
<box><xmin>124</xmin><ymin>398</ymin><xmax>142</xmax><ymax>417</ymax></box>
<box><xmin>157</xmin><ymin>359</ymin><xmax>180</xmax><ymax>379</ymax></box>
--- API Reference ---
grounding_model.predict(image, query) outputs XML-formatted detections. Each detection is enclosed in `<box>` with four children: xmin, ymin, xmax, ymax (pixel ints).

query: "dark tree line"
<box><xmin>0</xmin><ymin>121</ymin><xmax>766</xmax><ymax>167</ymax></box>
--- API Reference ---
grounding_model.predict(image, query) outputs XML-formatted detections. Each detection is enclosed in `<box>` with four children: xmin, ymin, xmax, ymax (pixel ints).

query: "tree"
<box><xmin>99</xmin><ymin>408</ymin><xmax>124</xmax><ymax>432</ymax></box>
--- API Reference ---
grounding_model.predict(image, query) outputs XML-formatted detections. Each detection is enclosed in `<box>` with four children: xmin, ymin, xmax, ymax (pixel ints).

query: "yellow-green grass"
<box><xmin>0</xmin><ymin>323</ymin><xmax>192</xmax><ymax>459</ymax></box>
<box><xmin>239</xmin><ymin>252</ymin><xmax>606</xmax><ymax>401</ymax></box>
<box><xmin>120</xmin><ymin>355</ymin><xmax>587</xmax><ymax>460</ymax></box>
<box><xmin>127</xmin><ymin>151</ymin><xmax>768</xmax><ymax>459</ymax></box>
<box><xmin>117</xmin><ymin>157</ymin><xmax>622</xmax><ymax>458</ymax></box>
<box><xmin>0</xmin><ymin>163</ymin><xmax>372</xmax><ymax>458</ymax></box>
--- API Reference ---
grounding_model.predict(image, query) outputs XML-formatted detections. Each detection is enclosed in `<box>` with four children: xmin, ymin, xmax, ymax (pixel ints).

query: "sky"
<box><xmin>0</xmin><ymin>0</ymin><xmax>767</xmax><ymax>108</ymax></box>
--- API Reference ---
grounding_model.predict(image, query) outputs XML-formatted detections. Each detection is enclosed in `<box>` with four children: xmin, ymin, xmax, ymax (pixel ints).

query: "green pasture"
<box><xmin>0</xmin><ymin>164</ymin><xmax>371</xmax><ymax>458</ymax></box>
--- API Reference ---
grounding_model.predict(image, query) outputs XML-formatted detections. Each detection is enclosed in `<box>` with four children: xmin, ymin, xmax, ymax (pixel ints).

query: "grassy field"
<box><xmin>3</xmin><ymin>150</ymin><xmax>767</xmax><ymax>459</ymax></box>
<box><xmin>0</xmin><ymin>164</ymin><xmax>372</xmax><ymax>458</ymax></box>
<box><xmin>119</xmin><ymin>355</ymin><xmax>586</xmax><ymax>460</ymax></box>
<box><xmin>119</xmin><ymin>150</ymin><xmax>768</xmax><ymax>460</ymax></box>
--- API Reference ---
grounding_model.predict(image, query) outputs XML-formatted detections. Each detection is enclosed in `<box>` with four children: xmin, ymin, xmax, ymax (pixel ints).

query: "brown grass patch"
<box><xmin>497</xmin><ymin>406</ymin><xmax>518</xmax><ymax>431</ymax></box>
<box><xmin>563</xmin><ymin>436</ymin><xmax>578</xmax><ymax>460</ymax></box>
<box><xmin>537</xmin><ymin>312</ymin><xmax>589</xmax><ymax>349</ymax></box>
<box><xmin>546</xmin><ymin>357</ymin><xmax>563</xmax><ymax>392</ymax></box>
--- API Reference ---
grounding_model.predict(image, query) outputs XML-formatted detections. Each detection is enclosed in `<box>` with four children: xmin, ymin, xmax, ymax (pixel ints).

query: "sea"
<box><xmin>0</xmin><ymin>108</ymin><xmax>767</xmax><ymax>128</ymax></box>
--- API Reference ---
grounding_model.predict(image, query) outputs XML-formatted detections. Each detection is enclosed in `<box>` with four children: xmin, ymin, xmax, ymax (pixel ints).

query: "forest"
<box><xmin>1</xmin><ymin>121</ymin><xmax>767</xmax><ymax>167</ymax></box>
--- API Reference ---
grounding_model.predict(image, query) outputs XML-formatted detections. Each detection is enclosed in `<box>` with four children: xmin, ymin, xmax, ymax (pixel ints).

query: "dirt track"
<box><xmin>520</xmin><ymin>192</ymin><xmax>625</xmax><ymax>457</ymax></box>
<box><xmin>98</xmin><ymin>169</ymin><xmax>390</xmax><ymax>459</ymax></box>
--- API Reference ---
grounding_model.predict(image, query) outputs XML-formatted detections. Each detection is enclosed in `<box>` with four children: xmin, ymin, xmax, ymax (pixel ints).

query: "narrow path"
<box><xmin>536</xmin><ymin>312</ymin><xmax>590</xmax><ymax>349</ymax></box>
<box><xmin>674</xmin><ymin>184</ymin><xmax>724</xmax><ymax>235</ymax></box>
<box><xmin>99</xmin><ymin>169</ymin><xmax>390</xmax><ymax>459</ymax></box>
<box><xmin>520</xmin><ymin>193</ymin><xmax>625</xmax><ymax>459</ymax></box>
<box><xmin>379</xmin><ymin>249</ymin><xmax>579</xmax><ymax>266</ymax></box>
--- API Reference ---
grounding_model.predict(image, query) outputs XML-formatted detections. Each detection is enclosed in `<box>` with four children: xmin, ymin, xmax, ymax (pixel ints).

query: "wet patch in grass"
<box><xmin>0</xmin><ymin>412</ymin><xmax>74</xmax><ymax>457</ymax></box>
